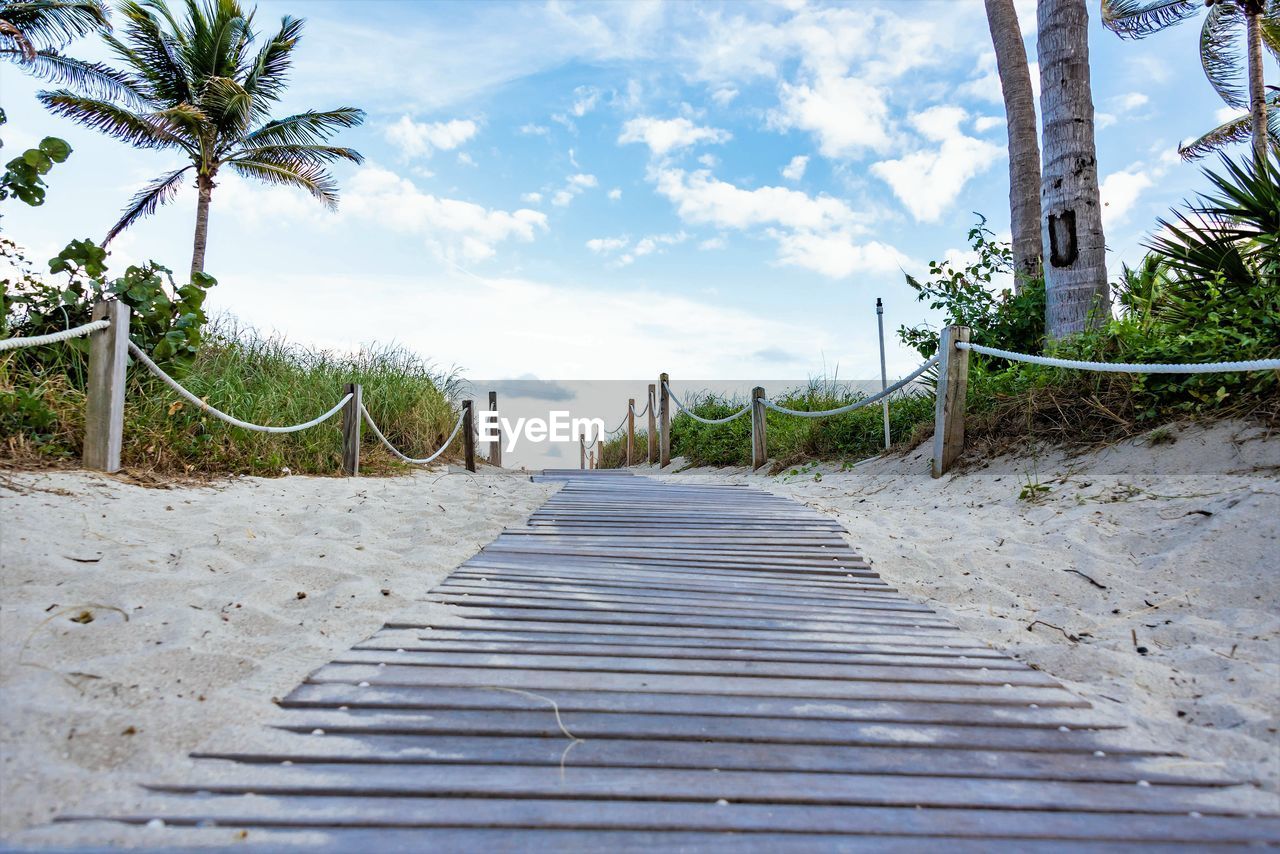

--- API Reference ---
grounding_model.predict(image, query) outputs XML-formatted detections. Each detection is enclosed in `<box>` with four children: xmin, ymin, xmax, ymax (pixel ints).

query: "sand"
<box><xmin>0</xmin><ymin>468</ymin><xmax>557</xmax><ymax>839</ymax></box>
<box><xmin>656</xmin><ymin>419</ymin><xmax>1280</xmax><ymax>792</ymax></box>
<box><xmin>2</xmin><ymin>420</ymin><xmax>1278</xmax><ymax>844</ymax></box>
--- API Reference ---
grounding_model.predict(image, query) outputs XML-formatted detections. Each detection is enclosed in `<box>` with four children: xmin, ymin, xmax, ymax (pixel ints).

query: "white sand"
<box><xmin>656</xmin><ymin>419</ymin><xmax>1280</xmax><ymax>792</ymax></box>
<box><xmin>0</xmin><ymin>468</ymin><xmax>557</xmax><ymax>838</ymax></box>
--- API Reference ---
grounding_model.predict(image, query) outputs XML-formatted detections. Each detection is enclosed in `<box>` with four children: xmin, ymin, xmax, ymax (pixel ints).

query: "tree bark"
<box><xmin>1245</xmin><ymin>4</ymin><xmax>1269</xmax><ymax>166</ymax></box>
<box><xmin>191</xmin><ymin>174</ymin><xmax>213</xmax><ymax>279</ymax></box>
<box><xmin>1038</xmin><ymin>0</ymin><xmax>1109</xmax><ymax>339</ymax></box>
<box><xmin>984</xmin><ymin>0</ymin><xmax>1042</xmax><ymax>289</ymax></box>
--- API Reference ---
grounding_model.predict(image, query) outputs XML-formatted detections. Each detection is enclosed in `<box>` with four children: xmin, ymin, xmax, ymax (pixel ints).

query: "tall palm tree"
<box><xmin>1038</xmin><ymin>0</ymin><xmax>1109</xmax><ymax>339</ymax></box>
<box><xmin>37</xmin><ymin>0</ymin><xmax>364</xmax><ymax>278</ymax></box>
<box><xmin>1102</xmin><ymin>0</ymin><xmax>1278</xmax><ymax>163</ymax></box>
<box><xmin>982</xmin><ymin>0</ymin><xmax>1041</xmax><ymax>289</ymax></box>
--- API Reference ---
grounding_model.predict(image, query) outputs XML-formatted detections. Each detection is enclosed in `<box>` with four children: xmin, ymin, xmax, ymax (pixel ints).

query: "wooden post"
<box><xmin>658</xmin><ymin>372</ymin><xmax>671</xmax><ymax>467</ymax></box>
<box><xmin>341</xmin><ymin>382</ymin><xmax>361</xmax><ymax>476</ymax></box>
<box><xmin>625</xmin><ymin>398</ymin><xmax>635</xmax><ymax>467</ymax></box>
<box><xmin>646</xmin><ymin>383</ymin><xmax>657</xmax><ymax>464</ymax></box>
<box><xmin>84</xmin><ymin>299</ymin><xmax>130</xmax><ymax>473</ymax></box>
<box><xmin>751</xmin><ymin>386</ymin><xmax>768</xmax><ymax>471</ymax></box>
<box><xmin>590</xmin><ymin>450</ymin><xmax>596</xmax><ymax>469</ymax></box>
<box><xmin>487</xmin><ymin>391</ymin><xmax>502</xmax><ymax>468</ymax></box>
<box><xmin>580</xmin><ymin>432</ymin><xmax>586</xmax><ymax>470</ymax></box>
<box><xmin>932</xmin><ymin>325</ymin><xmax>971</xmax><ymax>478</ymax></box>
<box><xmin>462</xmin><ymin>399</ymin><xmax>476</xmax><ymax>472</ymax></box>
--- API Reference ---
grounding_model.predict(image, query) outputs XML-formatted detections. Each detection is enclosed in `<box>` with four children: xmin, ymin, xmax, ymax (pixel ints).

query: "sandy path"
<box><xmin>0</xmin><ymin>469</ymin><xmax>556</xmax><ymax>837</ymax></box>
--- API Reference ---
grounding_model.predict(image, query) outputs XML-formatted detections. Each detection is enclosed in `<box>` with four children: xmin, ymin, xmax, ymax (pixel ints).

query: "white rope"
<box><xmin>362</xmin><ymin>403</ymin><xmax>464</xmax><ymax>465</ymax></box>
<box><xmin>663</xmin><ymin>383</ymin><xmax>752</xmax><ymax>425</ymax></box>
<box><xmin>631</xmin><ymin>400</ymin><xmax>649</xmax><ymax>418</ymax></box>
<box><xmin>957</xmin><ymin>342</ymin><xmax>1280</xmax><ymax>374</ymax></box>
<box><xmin>0</xmin><ymin>319</ymin><xmax>110</xmax><ymax>352</ymax></box>
<box><xmin>762</xmin><ymin>355</ymin><xmax>939</xmax><ymax>418</ymax></box>
<box><xmin>128</xmin><ymin>341</ymin><xmax>351</xmax><ymax>433</ymax></box>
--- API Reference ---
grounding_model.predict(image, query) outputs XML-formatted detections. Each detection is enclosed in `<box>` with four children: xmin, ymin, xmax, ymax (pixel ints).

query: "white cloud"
<box><xmin>586</xmin><ymin>236</ymin><xmax>629</xmax><ymax>253</ymax></box>
<box><xmin>571</xmin><ymin>85</ymin><xmax>601</xmax><ymax>116</ymax></box>
<box><xmin>341</xmin><ymin>166</ymin><xmax>546</xmax><ymax>261</ymax></box>
<box><xmin>710</xmin><ymin>86</ymin><xmax>738</xmax><ymax>106</ymax></box>
<box><xmin>568</xmin><ymin>173</ymin><xmax>598</xmax><ymax>189</ymax></box>
<box><xmin>385</xmin><ymin>117</ymin><xmax>478</xmax><ymax>158</ymax></box>
<box><xmin>974</xmin><ymin>116</ymin><xmax>1005</xmax><ymax>133</ymax></box>
<box><xmin>1216</xmin><ymin>105</ymin><xmax>1243</xmax><ymax>124</ymax></box>
<box><xmin>457</xmin><ymin>152</ymin><xmax>476</xmax><ymax>166</ymax></box>
<box><xmin>1115</xmin><ymin>92</ymin><xmax>1149</xmax><ymax>112</ymax></box>
<box><xmin>585</xmin><ymin>231</ymin><xmax>688</xmax><ymax>266</ymax></box>
<box><xmin>770</xmin><ymin>75</ymin><xmax>891</xmax><ymax>158</ymax></box>
<box><xmin>699</xmin><ymin>236</ymin><xmax>726</xmax><ymax>250</ymax></box>
<box><xmin>698</xmin><ymin>153</ymin><xmax>720</xmax><ymax>168</ymax></box>
<box><xmin>870</xmin><ymin>106</ymin><xmax>1002</xmax><ymax>222</ymax></box>
<box><xmin>521</xmin><ymin>191</ymin><xmax>543</xmax><ymax>203</ymax></box>
<box><xmin>552</xmin><ymin>190</ymin><xmax>575</xmax><ymax>207</ymax></box>
<box><xmin>519</xmin><ymin>123</ymin><xmax>550</xmax><ymax>136</ymax></box>
<box><xmin>1100</xmin><ymin>168</ymin><xmax>1154</xmax><ymax>227</ymax></box>
<box><xmin>550</xmin><ymin>173</ymin><xmax>599</xmax><ymax>207</ymax></box>
<box><xmin>607</xmin><ymin>188</ymin><xmax>622</xmax><ymax>200</ymax></box>
<box><xmin>781</xmin><ymin>155</ymin><xmax>809</xmax><ymax>181</ymax></box>
<box><xmin>652</xmin><ymin>167</ymin><xmax>907</xmax><ymax>278</ymax></box>
<box><xmin>618</xmin><ymin>116</ymin><xmax>732</xmax><ymax>157</ymax></box>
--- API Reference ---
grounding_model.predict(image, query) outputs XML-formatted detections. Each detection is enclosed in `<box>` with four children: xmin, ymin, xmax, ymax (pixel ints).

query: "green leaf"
<box><xmin>38</xmin><ymin>137</ymin><xmax>72</xmax><ymax>163</ymax></box>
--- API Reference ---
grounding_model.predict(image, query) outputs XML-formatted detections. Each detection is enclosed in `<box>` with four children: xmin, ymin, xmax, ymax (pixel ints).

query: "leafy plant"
<box><xmin>898</xmin><ymin>215</ymin><xmax>1046</xmax><ymax>360</ymax></box>
<box><xmin>0</xmin><ymin>111</ymin><xmax>73</xmax><ymax>210</ymax></box>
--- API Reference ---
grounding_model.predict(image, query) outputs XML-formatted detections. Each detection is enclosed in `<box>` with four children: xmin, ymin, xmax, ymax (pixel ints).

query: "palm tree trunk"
<box><xmin>984</xmin><ymin>0</ymin><xmax>1042</xmax><ymax>290</ymax></box>
<box><xmin>1245</xmin><ymin>3</ymin><xmax>1268</xmax><ymax>166</ymax></box>
<box><xmin>191</xmin><ymin>174</ymin><xmax>213</xmax><ymax>279</ymax></box>
<box><xmin>1038</xmin><ymin>0</ymin><xmax>1109</xmax><ymax>339</ymax></box>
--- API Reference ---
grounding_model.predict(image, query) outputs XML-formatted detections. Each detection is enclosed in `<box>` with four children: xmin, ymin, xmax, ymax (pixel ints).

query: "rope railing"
<box><xmin>956</xmin><ymin>342</ymin><xmax>1280</xmax><ymax>374</ymax></box>
<box><xmin>129</xmin><ymin>342</ymin><xmax>352</xmax><ymax>434</ymax></box>
<box><xmin>361</xmin><ymin>403</ymin><xmax>465</xmax><ymax>465</ymax></box>
<box><xmin>663</xmin><ymin>382</ymin><xmax>752</xmax><ymax>425</ymax></box>
<box><xmin>0</xmin><ymin>319</ymin><xmax>110</xmax><ymax>351</ymax></box>
<box><xmin>761</xmin><ymin>356</ymin><xmax>939</xmax><ymax>418</ymax></box>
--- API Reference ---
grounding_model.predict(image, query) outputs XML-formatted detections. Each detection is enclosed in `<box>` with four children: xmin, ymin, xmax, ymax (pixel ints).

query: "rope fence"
<box><xmin>0</xmin><ymin>319</ymin><xmax>109</xmax><ymax>351</ymax></box>
<box><xmin>6</xmin><ymin>302</ymin><xmax>1279</xmax><ymax>477</ymax></box>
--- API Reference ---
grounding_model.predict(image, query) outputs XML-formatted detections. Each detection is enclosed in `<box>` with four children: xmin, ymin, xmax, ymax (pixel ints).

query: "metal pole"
<box><xmin>876</xmin><ymin>297</ymin><xmax>890</xmax><ymax>450</ymax></box>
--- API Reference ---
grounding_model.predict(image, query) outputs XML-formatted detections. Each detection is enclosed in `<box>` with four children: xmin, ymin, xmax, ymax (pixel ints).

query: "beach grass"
<box><xmin>1</xmin><ymin>316</ymin><xmax>464</xmax><ymax>476</ymax></box>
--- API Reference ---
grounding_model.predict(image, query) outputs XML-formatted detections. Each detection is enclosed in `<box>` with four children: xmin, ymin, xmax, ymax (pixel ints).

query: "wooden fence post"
<box><xmin>341</xmin><ymin>382</ymin><xmax>361</xmax><ymax>476</ymax></box>
<box><xmin>626</xmin><ymin>398</ymin><xmax>635</xmax><ymax>466</ymax></box>
<box><xmin>590</xmin><ymin>450</ymin><xmax>596</xmax><ymax>470</ymax></box>
<box><xmin>488</xmin><ymin>390</ymin><xmax>502</xmax><ymax>468</ymax></box>
<box><xmin>658</xmin><ymin>372</ymin><xmax>671</xmax><ymax>467</ymax></box>
<box><xmin>84</xmin><ymin>299</ymin><xmax>130</xmax><ymax>473</ymax></box>
<box><xmin>932</xmin><ymin>325</ymin><xmax>971</xmax><ymax>478</ymax></box>
<box><xmin>646</xmin><ymin>383</ymin><xmax>657</xmax><ymax>464</ymax></box>
<box><xmin>751</xmin><ymin>386</ymin><xmax>768</xmax><ymax>471</ymax></box>
<box><xmin>580</xmin><ymin>432</ymin><xmax>586</xmax><ymax>470</ymax></box>
<box><xmin>462</xmin><ymin>399</ymin><xmax>476</xmax><ymax>472</ymax></box>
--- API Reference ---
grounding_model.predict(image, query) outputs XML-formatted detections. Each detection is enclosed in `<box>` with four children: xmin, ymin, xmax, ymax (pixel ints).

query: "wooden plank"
<box><xmin>341</xmin><ymin>382</ymin><xmax>361</xmax><ymax>477</ymax></box>
<box><xmin>462</xmin><ymin>399</ymin><xmax>476</xmax><ymax>472</ymax></box>
<box><xmin>83</xmin><ymin>299</ymin><xmax>130</xmax><ymax>473</ymax></box>
<box><xmin>144</xmin><ymin>764</ymin><xmax>1250</xmax><ymax>814</ymax></box>
<box><xmin>932</xmin><ymin>324</ymin><xmax>971</xmax><ymax>478</ymax></box>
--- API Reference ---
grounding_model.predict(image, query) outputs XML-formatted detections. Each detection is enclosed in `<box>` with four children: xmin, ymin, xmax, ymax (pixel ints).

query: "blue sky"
<box><xmin>2</xmin><ymin>0</ymin><xmax>1272</xmax><ymax>383</ymax></box>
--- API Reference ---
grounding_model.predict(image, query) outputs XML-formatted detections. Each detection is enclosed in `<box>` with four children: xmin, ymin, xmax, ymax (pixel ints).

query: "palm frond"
<box><xmin>1263</xmin><ymin>0</ymin><xmax>1280</xmax><ymax>64</ymax></box>
<box><xmin>1101</xmin><ymin>0</ymin><xmax>1201</xmax><ymax>38</ymax></box>
<box><xmin>200</xmin><ymin>74</ymin><xmax>252</xmax><ymax>133</ymax></box>
<box><xmin>115</xmin><ymin>0</ymin><xmax>191</xmax><ymax>104</ymax></box>
<box><xmin>13</xmin><ymin>48</ymin><xmax>149</xmax><ymax>103</ymax></box>
<box><xmin>37</xmin><ymin>88</ymin><xmax>182</xmax><ymax>148</ymax></box>
<box><xmin>1179</xmin><ymin>92</ymin><xmax>1280</xmax><ymax>159</ymax></box>
<box><xmin>1200</xmin><ymin>1</ymin><xmax>1247</xmax><ymax>109</ymax></box>
<box><xmin>229</xmin><ymin>142</ymin><xmax>362</xmax><ymax>167</ymax></box>
<box><xmin>240</xmin><ymin>14</ymin><xmax>299</xmax><ymax>108</ymax></box>
<box><xmin>227</xmin><ymin>156</ymin><xmax>340</xmax><ymax>208</ymax></box>
<box><xmin>0</xmin><ymin>0</ymin><xmax>108</xmax><ymax>54</ymax></box>
<box><xmin>104</xmin><ymin>163</ymin><xmax>191</xmax><ymax>243</ymax></box>
<box><xmin>241</xmin><ymin>108</ymin><xmax>365</xmax><ymax>148</ymax></box>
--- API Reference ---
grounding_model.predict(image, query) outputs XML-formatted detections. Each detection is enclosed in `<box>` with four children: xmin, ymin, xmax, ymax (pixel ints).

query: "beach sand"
<box><xmin>0</xmin><ymin>468</ymin><xmax>557</xmax><ymax>838</ymax></box>
<box><xmin>656</xmin><ymin>419</ymin><xmax>1280</xmax><ymax>791</ymax></box>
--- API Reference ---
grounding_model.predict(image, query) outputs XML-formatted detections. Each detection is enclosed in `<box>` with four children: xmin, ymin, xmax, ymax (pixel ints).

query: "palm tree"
<box><xmin>1038</xmin><ymin>0</ymin><xmax>1110</xmax><ymax>339</ymax></box>
<box><xmin>1102</xmin><ymin>0</ymin><xmax>1278</xmax><ymax>163</ymax></box>
<box><xmin>982</xmin><ymin>0</ymin><xmax>1041</xmax><ymax>289</ymax></box>
<box><xmin>37</xmin><ymin>0</ymin><xmax>364</xmax><ymax>278</ymax></box>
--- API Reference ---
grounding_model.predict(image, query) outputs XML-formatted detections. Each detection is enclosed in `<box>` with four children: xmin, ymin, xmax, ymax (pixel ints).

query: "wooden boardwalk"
<box><xmin>71</xmin><ymin>470</ymin><xmax>1277</xmax><ymax>849</ymax></box>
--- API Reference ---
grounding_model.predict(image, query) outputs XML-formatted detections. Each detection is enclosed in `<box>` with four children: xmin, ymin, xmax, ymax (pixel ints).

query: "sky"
<box><xmin>2</xmin><ymin>0</ymin><xmax>1273</xmax><ymax>392</ymax></box>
